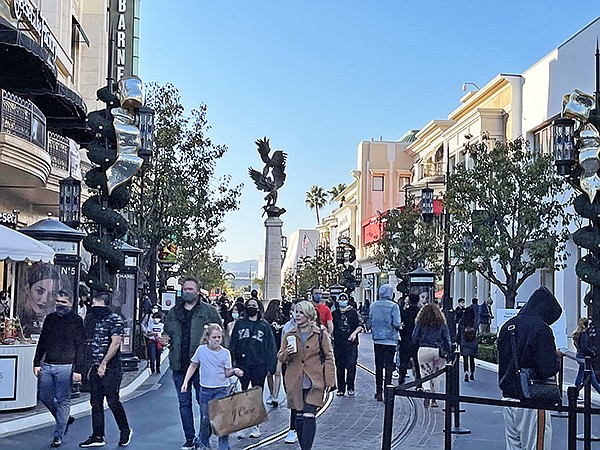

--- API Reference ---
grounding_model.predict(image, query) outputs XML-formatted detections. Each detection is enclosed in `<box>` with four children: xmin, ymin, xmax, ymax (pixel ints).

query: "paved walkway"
<box><xmin>3</xmin><ymin>335</ymin><xmax>600</xmax><ymax>449</ymax></box>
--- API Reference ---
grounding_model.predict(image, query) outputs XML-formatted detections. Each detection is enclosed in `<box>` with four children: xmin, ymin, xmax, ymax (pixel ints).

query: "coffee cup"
<box><xmin>286</xmin><ymin>335</ymin><xmax>297</xmax><ymax>353</ymax></box>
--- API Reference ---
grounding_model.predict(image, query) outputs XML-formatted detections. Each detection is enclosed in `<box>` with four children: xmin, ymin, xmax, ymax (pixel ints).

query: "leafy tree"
<box><xmin>445</xmin><ymin>138</ymin><xmax>571</xmax><ymax>308</ymax></box>
<box><xmin>373</xmin><ymin>196</ymin><xmax>443</xmax><ymax>279</ymax></box>
<box><xmin>328</xmin><ymin>183</ymin><xmax>347</xmax><ymax>204</ymax></box>
<box><xmin>128</xmin><ymin>83</ymin><xmax>242</xmax><ymax>297</ymax></box>
<box><xmin>305</xmin><ymin>185</ymin><xmax>328</xmax><ymax>224</ymax></box>
<box><xmin>297</xmin><ymin>247</ymin><xmax>340</xmax><ymax>294</ymax></box>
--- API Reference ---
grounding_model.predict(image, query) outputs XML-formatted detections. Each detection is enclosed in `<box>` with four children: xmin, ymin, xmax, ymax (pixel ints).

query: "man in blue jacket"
<box><xmin>368</xmin><ymin>284</ymin><xmax>401</xmax><ymax>402</ymax></box>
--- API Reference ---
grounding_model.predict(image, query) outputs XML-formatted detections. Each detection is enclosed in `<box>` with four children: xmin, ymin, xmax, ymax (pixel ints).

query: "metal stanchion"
<box><xmin>444</xmin><ymin>362</ymin><xmax>453</xmax><ymax>449</ymax></box>
<box><xmin>568</xmin><ymin>386</ymin><xmax>578</xmax><ymax>450</ymax></box>
<box><xmin>576</xmin><ymin>357</ymin><xmax>600</xmax><ymax>444</ymax></box>
<box><xmin>381</xmin><ymin>384</ymin><xmax>396</xmax><ymax>450</ymax></box>
<box><xmin>551</xmin><ymin>353</ymin><xmax>568</xmax><ymax>418</ymax></box>
<box><xmin>450</xmin><ymin>349</ymin><xmax>470</xmax><ymax>435</ymax></box>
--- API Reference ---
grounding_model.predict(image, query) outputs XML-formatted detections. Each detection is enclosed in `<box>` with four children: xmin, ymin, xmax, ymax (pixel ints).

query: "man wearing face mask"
<box><xmin>332</xmin><ymin>293</ymin><xmax>363</xmax><ymax>396</ymax></box>
<box><xmin>163</xmin><ymin>277</ymin><xmax>222</xmax><ymax>450</ymax></box>
<box><xmin>311</xmin><ymin>286</ymin><xmax>333</xmax><ymax>336</ymax></box>
<box><xmin>33</xmin><ymin>289</ymin><xmax>84</xmax><ymax>448</ymax></box>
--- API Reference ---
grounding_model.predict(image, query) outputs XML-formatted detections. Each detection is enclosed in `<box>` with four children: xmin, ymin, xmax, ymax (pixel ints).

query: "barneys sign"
<box><xmin>10</xmin><ymin>0</ymin><xmax>58</xmax><ymax>62</ymax></box>
<box><xmin>109</xmin><ymin>0</ymin><xmax>136</xmax><ymax>82</ymax></box>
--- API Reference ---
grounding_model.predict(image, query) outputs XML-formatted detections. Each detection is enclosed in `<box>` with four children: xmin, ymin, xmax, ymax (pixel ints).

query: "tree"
<box><xmin>297</xmin><ymin>246</ymin><xmax>339</xmax><ymax>294</ymax></box>
<box><xmin>305</xmin><ymin>185</ymin><xmax>328</xmax><ymax>224</ymax></box>
<box><xmin>128</xmin><ymin>83</ymin><xmax>242</xmax><ymax>296</ymax></box>
<box><xmin>328</xmin><ymin>183</ymin><xmax>347</xmax><ymax>204</ymax></box>
<box><xmin>373</xmin><ymin>196</ymin><xmax>443</xmax><ymax>279</ymax></box>
<box><xmin>445</xmin><ymin>138</ymin><xmax>571</xmax><ymax>308</ymax></box>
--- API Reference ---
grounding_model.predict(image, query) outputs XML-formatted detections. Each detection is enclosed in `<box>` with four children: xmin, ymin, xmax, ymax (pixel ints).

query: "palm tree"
<box><xmin>305</xmin><ymin>185</ymin><xmax>327</xmax><ymax>224</ymax></box>
<box><xmin>328</xmin><ymin>183</ymin><xmax>347</xmax><ymax>204</ymax></box>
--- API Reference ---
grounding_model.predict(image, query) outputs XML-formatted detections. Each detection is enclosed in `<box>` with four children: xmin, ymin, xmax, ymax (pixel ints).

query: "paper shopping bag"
<box><xmin>208</xmin><ymin>386</ymin><xmax>268</xmax><ymax>436</ymax></box>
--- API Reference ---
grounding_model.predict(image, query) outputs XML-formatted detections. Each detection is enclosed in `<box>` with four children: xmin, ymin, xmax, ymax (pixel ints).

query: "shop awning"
<box><xmin>0</xmin><ymin>17</ymin><xmax>57</xmax><ymax>91</ymax></box>
<box><xmin>16</xmin><ymin>81</ymin><xmax>90</xmax><ymax>144</ymax></box>
<box><xmin>0</xmin><ymin>224</ymin><xmax>55</xmax><ymax>263</ymax></box>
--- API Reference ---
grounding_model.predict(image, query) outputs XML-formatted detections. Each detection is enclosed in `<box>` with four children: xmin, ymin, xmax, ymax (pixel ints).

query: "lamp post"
<box><xmin>553</xmin><ymin>47</ymin><xmax>600</xmax><ymax>384</ymax></box>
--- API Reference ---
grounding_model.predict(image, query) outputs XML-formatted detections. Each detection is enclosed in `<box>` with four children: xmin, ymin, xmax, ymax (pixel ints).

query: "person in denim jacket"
<box><xmin>368</xmin><ymin>284</ymin><xmax>401</xmax><ymax>401</ymax></box>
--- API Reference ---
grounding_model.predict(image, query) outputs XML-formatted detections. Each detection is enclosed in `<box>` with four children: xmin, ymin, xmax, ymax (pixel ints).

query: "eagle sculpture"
<box><xmin>248</xmin><ymin>137</ymin><xmax>287</xmax><ymax>216</ymax></box>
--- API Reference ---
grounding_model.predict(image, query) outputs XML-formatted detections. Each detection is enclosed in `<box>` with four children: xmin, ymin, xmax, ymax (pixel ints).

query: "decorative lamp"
<box><xmin>136</xmin><ymin>106</ymin><xmax>155</xmax><ymax>167</ymax></box>
<box><xmin>59</xmin><ymin>176</ymin><xmax>82</xmax><ymax>229</ymax></box>
<box><xmin>553</xmin><ymin>117</ymin><xmax>576</xmax><ymax>176</ymax></box>
<box><xmin>421</xmin><ymin>186</ymin><xmax>434</xmax><ymax>223</ymax></box>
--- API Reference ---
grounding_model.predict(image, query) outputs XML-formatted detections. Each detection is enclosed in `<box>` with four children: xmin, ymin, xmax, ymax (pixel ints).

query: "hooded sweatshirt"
<box><xmin>369</xmin><ymin>284</ymin><xmax>401</xmax><ymax>346</ymax></box>
<box><xmin>497</xmin><ymin>286</ymin><xmax>562</xmax><ymax>399</ymax></box>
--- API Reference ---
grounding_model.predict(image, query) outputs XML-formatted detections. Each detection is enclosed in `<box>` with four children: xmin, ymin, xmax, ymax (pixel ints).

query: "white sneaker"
<box><xmin>392</xmin><ymin>370</ymin><xmax>399</xmax><ymax>379</ymax></box>
<box><xmin>266</xmin><ymin>395</ymin><xmax>274</xmax><ymax>405</ymax></box>
<box><xmin>284</xmin><ymin>430</ymin><xmax>297</xmax><ymax>444</ymax></box>
<box><xmin>249</xmin><ymin>425</ymin><xmax>261</xmax><ymax>438</ymax></box>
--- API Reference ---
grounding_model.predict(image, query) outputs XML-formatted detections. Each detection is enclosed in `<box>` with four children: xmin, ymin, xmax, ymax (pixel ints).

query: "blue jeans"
<box><xmin>38</xmin><ymin>363</ymin><xmax>72</xmax><ymax>439</ymax></box>
<box><xmin>172</xmin><ymin>370</ymin><xmax>201</xmax><ymax>441</ymax></box>
<box><xmin>575</xmin><ymin>356</ymin><xmax>600</xmax><ymax>394</ymax></box>
<box><xmin>199</xmin><ymin>386</ymin><xmax>230</xmax><ymax>450</ymax></box>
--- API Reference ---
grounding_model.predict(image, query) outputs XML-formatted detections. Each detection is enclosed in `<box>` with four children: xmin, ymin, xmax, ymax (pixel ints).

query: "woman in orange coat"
<box><xmin>278</xmin><ymin>301</ymin><xmax>336</xmax><ymax>450</ymax></box>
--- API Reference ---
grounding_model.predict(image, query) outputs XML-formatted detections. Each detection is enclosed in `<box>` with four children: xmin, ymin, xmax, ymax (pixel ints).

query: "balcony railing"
<box><xmin>0</xmin><ymin>89</ymin><xmax>46</xmax><ymax>150</ymax></box>
<box><xmin>420</xmin><ymin>161</ymin><xmax>444</xmax><ymax>178</ymax></box>
<box><xmin>48</xmin><ymin>131</ymin><xmax>69</xmax><ymax>171</ymax></box>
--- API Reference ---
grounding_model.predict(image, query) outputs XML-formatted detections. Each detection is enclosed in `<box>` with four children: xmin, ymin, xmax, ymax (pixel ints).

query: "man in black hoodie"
<box><xmin>398</xmin><ymin>293</ymin><xmax>421</xmax><ymax>384</ymax></box>
<box><xmin>497</xmin><ymin>286</ymin><xmax>562</xmax><ymax>450</ymax></box>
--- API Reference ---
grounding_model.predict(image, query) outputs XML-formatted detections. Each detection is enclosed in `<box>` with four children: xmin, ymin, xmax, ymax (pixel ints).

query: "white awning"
<box><xmin>0</xmin><ymin>224</ymin><xmax>55</xmax><ymax>263</ymax></box>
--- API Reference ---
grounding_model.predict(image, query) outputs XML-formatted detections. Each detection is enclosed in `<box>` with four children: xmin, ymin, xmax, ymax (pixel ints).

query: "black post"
<box><xmin>551</xmin><ymin>353</ymin><xmax>568</xmax><ymax>418</ymax></box>
<box><xmin>148</xmin><ymin>243</ymin><xmax>158</xmax><ymax>304</ymax></box>
<box><xmin>451</xmin><ymin>348</ymin><xmax>470</xmax><ymax>434</ymax></box>
<box><xmin>568</xmin><ymin>386</ymin><xmax>578</xmax><ymax>450</ymax></box>
<box><xmin>444</xmin><ymin>362</ymin><xmax>453</xmax><ymax>449</ymax></box>
<box><xmin>584</xmin><ymin>358</ymin><xmax>592</xmax><ymax>450</ymax></box>
<box><xmin>442</xmin><ymin>142</ymin><xmax>452</xmax><ymax>315</ymax></box>
<box><xmin>381</xmin><ymin>385</ymin><xmax>395</xmax><ymax>450</ymax></box>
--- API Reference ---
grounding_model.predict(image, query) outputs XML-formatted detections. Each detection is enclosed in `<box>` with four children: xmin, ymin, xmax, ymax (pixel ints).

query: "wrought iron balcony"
<box><xmin>48</xmin><ymin>131</ymin><xmax>69</xmax><ymax>171</ymax></box>
<box><xmin>0</xmin><ymin>89</ymin><xmax>46</xmax><ymax>150</ymax></box>
<box><xmin>420</xmin><ymin>161</ymin><xmax>444</xmax><ymax>179</ymax></box>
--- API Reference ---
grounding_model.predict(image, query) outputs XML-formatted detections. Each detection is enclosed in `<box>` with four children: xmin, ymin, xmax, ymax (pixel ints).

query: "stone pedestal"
<box><xmin>264</xmin><ymin>216</ymin><xmax>283</xmax><ymax>301</ymax></box>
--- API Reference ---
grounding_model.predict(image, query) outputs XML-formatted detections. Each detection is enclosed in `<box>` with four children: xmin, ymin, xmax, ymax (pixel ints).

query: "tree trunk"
<box><xmin>505</xmin><ymin>289</ymin><xmax>517</xmax><ymax>309</ymax></box>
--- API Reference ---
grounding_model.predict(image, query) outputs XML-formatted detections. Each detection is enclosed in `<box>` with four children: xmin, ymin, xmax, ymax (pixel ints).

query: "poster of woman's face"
<box><xmin>16</xmin><ymin>263</ymin><xmax>64</xmax><ymax>337</ymax></box>
<box><xmin>416</xmin><ymin>288</ymin><xmax>431</xmax><ymax>308</ymax></box>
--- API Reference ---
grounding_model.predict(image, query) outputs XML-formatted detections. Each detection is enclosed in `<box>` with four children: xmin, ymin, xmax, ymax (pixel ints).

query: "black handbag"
<box><xmin>508</xmin><ymin>324</ymin><xmax>561</xmax><ymax>406</ymax></box>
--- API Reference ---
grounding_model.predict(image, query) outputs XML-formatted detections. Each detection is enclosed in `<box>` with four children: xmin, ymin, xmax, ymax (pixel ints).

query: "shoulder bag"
<box><xmin>508</xmin><ymin>324</ymin><xmax>561</xmax><ymax>406</ymax></box>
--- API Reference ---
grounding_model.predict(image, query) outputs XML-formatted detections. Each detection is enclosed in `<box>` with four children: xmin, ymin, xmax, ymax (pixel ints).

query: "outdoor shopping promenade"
<box><xmin>2</xmin><ymin>334</ymin><xmax>600</xmax><ymax>449</ymax></box>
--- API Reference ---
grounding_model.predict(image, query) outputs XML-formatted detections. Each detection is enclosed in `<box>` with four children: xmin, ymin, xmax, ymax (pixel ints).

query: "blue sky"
<box><xmin>138</xmin><ymin>1</ymin><xmax>599</xmax><ymax>263</ymax></box>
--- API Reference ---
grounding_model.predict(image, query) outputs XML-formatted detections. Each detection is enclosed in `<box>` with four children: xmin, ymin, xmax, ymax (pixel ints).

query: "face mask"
<box><xmin>55</xmin><ymin>305</ymin><xmax>70</xmax><ymax>316</ymax></box>
<box><xmin>182</xmin><ymin>292</ymin><xmax>197</xmax><ymax>303</ymax></box>
<box><xmin>153</xmin><ymin>318</ymin><xmax>161</xmax><ymax>324</ymax></box>
<box><xmin>313</xmin><ymin>293</ymin><xmax>322</xmax><ymax>303</ymax></box>
<box><xmin>339</xmin><ymin>300</ymin><xmax>348</xmax><ymax>308</ymax></box>
<box><xmin>151</xmin><ymin>309</ymin><xmax>159</xmax><ymax>314</ymax></box>
<box><xmin>246</xmin><ymin>307</ymin><xmax>258</xmax><ymax>317</ymax></box>
<box><xmin>232</xmin><ymin>312</ymin><xmax>239</xmax><ymax>320</ymax></box>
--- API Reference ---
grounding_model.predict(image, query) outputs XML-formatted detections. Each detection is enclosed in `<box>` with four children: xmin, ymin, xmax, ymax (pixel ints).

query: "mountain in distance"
<box><xmin>222</xmin><ymin>259</ymin><xmax>258</xmax><ymax>278</ymax></box>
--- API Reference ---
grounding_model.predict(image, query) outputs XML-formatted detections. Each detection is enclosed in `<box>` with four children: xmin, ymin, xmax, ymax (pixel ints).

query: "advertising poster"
<box><xmin>0</xmin><ymin>355</ymin><xmax>17</xmax><ymax>401</ymax></box>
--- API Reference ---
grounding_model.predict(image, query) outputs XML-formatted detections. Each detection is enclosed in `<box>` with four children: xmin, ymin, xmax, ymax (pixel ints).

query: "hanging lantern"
<box><xmin>553</xmin><ymin>117</ymin><xmax>576</xmax><ymax>176</ymax></box>
<box><xmin>135</xmin><ymin>105</ymin><xmax>155</xmax><ymax>167</ymax></box>
<box><xmin>421</xmin><ymin>186</ymin><xmax>434</xmax><ymax>223</ymax></box>
<box><xmin>59</xmin><ymin>176</ymin><xmax>81</xmax><ymax>229</ymax></box>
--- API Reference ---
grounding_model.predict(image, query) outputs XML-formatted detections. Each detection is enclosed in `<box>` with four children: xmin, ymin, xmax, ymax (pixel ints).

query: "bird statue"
<box><xmin>248</xmin><ymin>137</ymin><xmax>287</xmax><ymax>216</ymax></box>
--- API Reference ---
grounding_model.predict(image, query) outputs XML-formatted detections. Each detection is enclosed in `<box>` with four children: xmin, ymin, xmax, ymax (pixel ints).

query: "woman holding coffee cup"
<box><xmin>279</xmin><ymin>301</ymin><xmax>336</xmax><ymax>450</ymax></box>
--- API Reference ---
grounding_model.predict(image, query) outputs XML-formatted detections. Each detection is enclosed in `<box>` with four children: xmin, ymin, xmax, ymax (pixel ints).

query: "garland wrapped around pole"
<box><xmin>82</xmin><ymin>78</ymin><xmax>146</xmax><ymax>292</ymax></box>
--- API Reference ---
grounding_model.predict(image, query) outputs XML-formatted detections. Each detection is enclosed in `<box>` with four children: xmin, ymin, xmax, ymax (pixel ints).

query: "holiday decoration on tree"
<box><xmin>82</xmin><ymin>77</ymin><xmax>146</xmax><ymax>292</ymax></box>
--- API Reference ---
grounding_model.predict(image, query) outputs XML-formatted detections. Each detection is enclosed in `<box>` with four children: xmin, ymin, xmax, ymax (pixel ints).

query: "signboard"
<box><xmin>109</xmin><ymin>0</ymin><xmax>139</xmax><ymax>82</ymax></box>
<box><xmin>161</xmin><ymin>291</ymin><xmax>176</xmax><ymax>311</ymax></box>
<box><xmin>0</xmin><ymin>211</ymin><xmax>18</xmax><ymax>229</ymax></box>
<box><xmin>10</xmin><ymin>0</ymin><xmax>57</xmax><ymax>61</ymax></box>
<box><xmin>0</xmin><ymin>355</ymin><xmax>17</xmax><ymax>401</ymax></box>
<box><xmin>40</xmin><ymin>240</ymin><xmax>78</xmax><ymax>255</ymax></box>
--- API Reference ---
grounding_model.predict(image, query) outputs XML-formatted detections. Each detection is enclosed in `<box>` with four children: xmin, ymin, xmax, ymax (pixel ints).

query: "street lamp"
<box><xmin>553</xmin><ymin>117</ymin><xmax>576</xmax><ymax>176</ymax></box>
<box><xmin>59</xmin><ymin>176</ymin><xmax>81</xmax><ymax>229</ymax></box>
<box><xmin>135</xmin><ymin>105</ymin><xmax>155</xmax><ymax>167</ymax></box>
<box><xmin>281</xmin><ymin>235</ymin><xmax>288</xmax><ymax>266</ymax></box>
<box><xmin>421</xmin><ymin>186</ymin><xmax>434</xmax><ymax>223</ymax></box>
